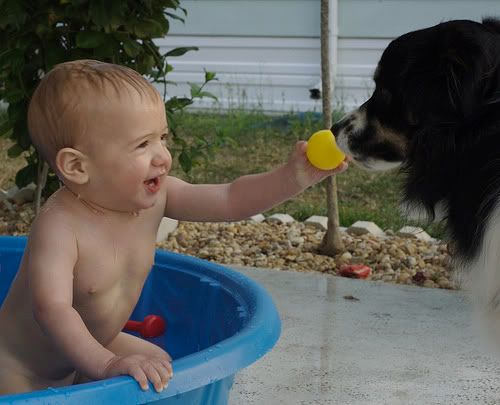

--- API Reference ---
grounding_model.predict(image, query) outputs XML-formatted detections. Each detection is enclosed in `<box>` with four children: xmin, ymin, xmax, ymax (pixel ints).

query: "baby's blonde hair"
<box><xmin>27</xmin><ymin>59</ymin><xmax>162</xmax><ymax>170</ymax></box>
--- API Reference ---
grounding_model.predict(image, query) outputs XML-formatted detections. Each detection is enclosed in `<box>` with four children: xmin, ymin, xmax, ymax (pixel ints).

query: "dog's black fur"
<box><xmin>334</xmin><ymin>18</ymin><xmax>500</xmax><ymax>268</ymax></box>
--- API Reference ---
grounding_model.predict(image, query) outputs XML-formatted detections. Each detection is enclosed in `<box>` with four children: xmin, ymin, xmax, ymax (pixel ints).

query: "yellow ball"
<box><xmin>306</xmin><ymin>130</ymin><xmax>346</xmax><ymax>170</ymax></box>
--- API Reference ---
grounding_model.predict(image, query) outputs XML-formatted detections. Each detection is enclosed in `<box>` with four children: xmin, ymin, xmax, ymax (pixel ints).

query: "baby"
<box><xmin>0</xmin><ymin>60</ymin><xmax>348</xmax><ymax>396</ymax></box>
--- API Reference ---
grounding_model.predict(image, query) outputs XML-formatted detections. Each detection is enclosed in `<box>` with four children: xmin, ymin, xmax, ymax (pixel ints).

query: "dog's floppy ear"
<box><xmin>435</xmin><ymin>27</ymin><xmax>484</xmax><ymax>118</ymax></box>
<box><xmin>440</xmin><ymin>48</ymin><xmax>470</xmax><ymax>112</ymax></box>
<box><xmin>396</xmin><ymin>25</ymin><xmax>481</xmax><ymax>125</ymax></box>
<box><xmin>439</xmin><ymin>20</ymin><xmax>500</xmax><ymax>122</ymax></box>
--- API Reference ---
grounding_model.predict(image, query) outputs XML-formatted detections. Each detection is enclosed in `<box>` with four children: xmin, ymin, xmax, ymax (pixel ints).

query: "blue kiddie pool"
<box><xmin>0</xmin><ymin>236</ymin><xmax>281</xmax><ymax>404</ymax></box>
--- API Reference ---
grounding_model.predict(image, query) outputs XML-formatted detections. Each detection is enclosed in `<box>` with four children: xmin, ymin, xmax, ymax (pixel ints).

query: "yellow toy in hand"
<box><xmin>306</xmin><ymin>129</ymin><xmax>346</xmax><ymax>170</ymax></box>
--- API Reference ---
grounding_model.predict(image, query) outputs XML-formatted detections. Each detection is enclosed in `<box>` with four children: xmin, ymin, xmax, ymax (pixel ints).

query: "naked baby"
<box><xmin>0</xmin><ymin>60</ymin><xmax>348</xmax><ymax>395</ymax></box>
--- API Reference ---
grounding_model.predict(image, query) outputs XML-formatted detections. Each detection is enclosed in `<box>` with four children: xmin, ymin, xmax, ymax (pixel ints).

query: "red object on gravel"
<box><xmin>124</xmin><ymin>315</ymin><xmax>166</xmax><ymax>338</ymax></box>
<box><xmin>338</xmin><ymin>264</ymin><xmax>372</xmax><ymax>279</ymax></box>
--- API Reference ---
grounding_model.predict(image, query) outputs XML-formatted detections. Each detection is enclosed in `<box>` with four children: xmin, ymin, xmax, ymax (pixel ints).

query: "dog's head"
<box><xmin>334</xmin><ymin>19</ymin><xmax>500</xmax><ymax>174</ymax></box>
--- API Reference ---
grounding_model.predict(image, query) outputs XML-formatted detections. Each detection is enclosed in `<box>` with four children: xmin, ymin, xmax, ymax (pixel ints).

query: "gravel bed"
<box><xmin>158</xmin><ymin>220</ymin><xmax>457</xmax><ymax>290</ymax></box>
<box><xmin>0</xmin><ymin>203</ymin><xmax>456</xmax><ymax>290</ymax></box>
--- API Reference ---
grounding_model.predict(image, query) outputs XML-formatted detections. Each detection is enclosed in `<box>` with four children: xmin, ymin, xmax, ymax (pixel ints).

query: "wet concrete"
<box><xmin>229</xmin><ymin>267</ymin><xmax>500</xmax><ymax>405</ymax></box>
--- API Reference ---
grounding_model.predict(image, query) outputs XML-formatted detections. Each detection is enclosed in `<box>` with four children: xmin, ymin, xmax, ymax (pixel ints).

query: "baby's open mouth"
<box><xmin>144</xmin><ymin>177</ymin><xmax>160</xmax><ymax>193</ymax></box>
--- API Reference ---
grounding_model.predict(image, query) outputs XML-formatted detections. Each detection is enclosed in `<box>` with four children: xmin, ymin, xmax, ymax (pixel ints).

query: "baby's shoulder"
<box><xmin>30</xmin><ymin>196</ymin><xmax>77</xmax><ymax>240</ymax></box>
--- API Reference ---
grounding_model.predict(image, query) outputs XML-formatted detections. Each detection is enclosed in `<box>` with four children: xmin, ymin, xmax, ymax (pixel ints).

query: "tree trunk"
<box><xmin>319</xmin><ymin>0</ymin><xmax>344</xmax><ymax>255</ymax></box>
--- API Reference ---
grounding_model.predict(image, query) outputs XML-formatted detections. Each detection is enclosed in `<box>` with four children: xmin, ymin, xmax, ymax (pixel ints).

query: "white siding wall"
<box><xmin>157</xmin><ymin>35</ymin><xmax>324</xmax><ymax>112</ymax></box>
<box><xmin>159</xmin><ymin>0</ymin><xmax>500</xmax><ymax>113</ymax></box>
<box><xmin>158</xmin><ymin>36</ymin><xmax>388</xmax><ymax>112</ymax></box>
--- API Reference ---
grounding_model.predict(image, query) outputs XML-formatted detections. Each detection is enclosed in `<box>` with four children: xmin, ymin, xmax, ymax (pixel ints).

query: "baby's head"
<box><xmin>28</xmin><ymin>59</ymin><xmax>164</xmax><ymax>174</ymax></box>
<box><xmin>28</xmin><ymin>60</ymin><xmax>171</xmax><ymax>212</ymax></box>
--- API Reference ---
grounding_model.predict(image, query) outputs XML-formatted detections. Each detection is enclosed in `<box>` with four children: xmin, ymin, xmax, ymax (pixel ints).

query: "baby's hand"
<box><xmin>287</xmin><ymin>141</ymin><xmax>349</xmax><ymax>189</ymax></box>
<box><xmin>101</xmin><ymin>354</ymin><xmax>173</xmax><ymax>392</ymax></box>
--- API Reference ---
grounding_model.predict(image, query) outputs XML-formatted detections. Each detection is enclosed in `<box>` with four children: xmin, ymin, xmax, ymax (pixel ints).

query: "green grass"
<box><xmin>169</xmin><ymin>109</ymin><xmax>445</xmax><ymax>238</ymax></box>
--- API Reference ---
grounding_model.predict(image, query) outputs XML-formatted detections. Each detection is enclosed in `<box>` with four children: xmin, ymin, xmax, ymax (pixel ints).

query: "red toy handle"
<box><xmin>123</xmin><ymin>315</ymin><xmax>166</xmax><ymax>338</ymax></box>
<box><xmin>124</xmin><ymin>320</ymin><xmax>142</xmax><ymax>331</ymax></box>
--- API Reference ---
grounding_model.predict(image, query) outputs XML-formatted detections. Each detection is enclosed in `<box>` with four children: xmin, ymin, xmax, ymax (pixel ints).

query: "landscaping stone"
<box><xmin>3</xmin><ymin>184</ymin><xmax>36</xmax><ymax>205</ymax></box>
<box><xmin>249</xmin><ymin>214</ymin><xmax>266</xmax><ymax>223</ymax></box>
<box><xmin>347</xmin><ymin>220</ymin><xmax>385</xmax><ymax>237</ymax></box>
<box><xmin>266</xmin><ymin>213</ymin><xmax>295</xmax><ymax>224</ymax></box>
<box><xmin>397</xmin><ymin>226</ymin><xmax>432</xmax><ymax>242</ymax></box>
<box><xmin>304</xmin><ymin>215</ymin><xmax>328</xmax><ymax>230</ymax></box>
<box><xmin>156</xmin><ymin>217</ymin><xmax>179</xmax><ymax>243</ymax></box>
<box><xmin>12</xmin><ymin>185</ymin><xmax>36</xmax><ymax>205</ymax></box>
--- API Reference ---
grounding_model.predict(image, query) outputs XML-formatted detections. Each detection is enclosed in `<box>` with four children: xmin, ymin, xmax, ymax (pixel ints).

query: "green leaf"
<box><xmin>178</xmin><ymin>151</ymin><xmax>192</xmax><ymax>173</ymax></box>
<box><xmin>198</xmin><ymin>91</ymin><xmax>217</xmax><ymax>101</ymax></box>
<box><xmin>123</xmin><ymin>38</ymin><xmax>142</xmax><ymax>58</ymax></box>
<box><xmin>165</xmin><ymin>46</ymin><xmax>198</xmax><ymax>57</ymax></box>
<box><xmin>93</xmin><ymin>39</ymin><xmax>118</xmax><ymax>59</ymax></box>
<box><xmin>165</xmin><ymin>97</ymin><xmax>192</xmax><ymax>111</ymax></box>
<box><xmin>165</xmin><ymin>12</ymin><xmax>185</xmax><ymax>23</ymax></box>
<box><xmin>89</xmin><ymin>0</ymin><xmax>108</xmax><ymax>27</ymax></box>
<box><xmin>3</xmin><ymin>88</ymin><xmax>24</xmax><ymax>103</ymax></box>
<box><xmin>76</xmin><ymin>31</ymin><xmax>105</xmax><ymax>48</ymax></box>
<box><xmin>7</xmin><ymin>102</ymin><xmax>24</xmax><ymax>122</ymax></box>
<box><xmin>0</xmin><ymin>49</ymin><xmax>24</xmax><ymax>71</ymax></box>
<box><xmin>7</xmin><ymin>143</ymin><xmax>24</xmax><ymax>158</ymax></box>
<box><xmin>15</xmin><ymin>163</ymin><xmax>37</xmax><ymax>189</ymax></box>
<box><xmin>133</xmin><ymin>19</ymin><xmax>166</xmax><ymax>39</ymax></box>
<box><xmin>14</xmin><ymin>121</ymin><xmax>31</xmax><ymax>150</ymax></box>
<box><xmin>44</xmin><ymin>41</ymin><xmax>67</xmax><ymax>69</ymax></box>
<box><xmin>204</xmin><ymin>70</ymin><xmax>217</xmax><ymax>82</ymax></box>
<box><xmin>0</xmin><ymin>119</ymin><xmax>13</xmax><ymax>137</ymax></box>
<box><xmin>189</xmin><ymin>83</ymin><xmax>201</xmax><ymax>98</ymax></box>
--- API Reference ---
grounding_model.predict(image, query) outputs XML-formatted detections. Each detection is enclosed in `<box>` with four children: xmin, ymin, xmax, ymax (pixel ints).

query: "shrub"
<box><xmin>0</xmin><ymin>0</ymin><xmax>218</xmax><ymax>207</ymax></box>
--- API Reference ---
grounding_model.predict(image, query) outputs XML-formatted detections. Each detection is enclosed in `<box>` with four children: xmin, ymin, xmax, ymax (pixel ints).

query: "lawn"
<box><xmin>0</xmin><ymin>109</ymin><xmax>444</xmax><ymax>237</ymax></box>
<box><xmin>168</xmin><ymin>110</ymin><xmax>443</xmax><ymax>237</ymax></box>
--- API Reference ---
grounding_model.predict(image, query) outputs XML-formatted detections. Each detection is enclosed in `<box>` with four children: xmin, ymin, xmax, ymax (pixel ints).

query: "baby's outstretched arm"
<box><xmin>27</xmin><ymin>215</ymin><xmax>171</xmax><ymax>392</ymax></box>
<box><xmin>164</xmin><ymin>141</ymin><xmax>348</xmax><ymax>222</ymax></box>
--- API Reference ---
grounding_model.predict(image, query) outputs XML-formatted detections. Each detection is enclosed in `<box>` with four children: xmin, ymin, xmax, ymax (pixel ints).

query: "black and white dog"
<box><xmin>334</xmin><ymin>18</ymin><xmax>500</xmax><ymax>337</ymax></box>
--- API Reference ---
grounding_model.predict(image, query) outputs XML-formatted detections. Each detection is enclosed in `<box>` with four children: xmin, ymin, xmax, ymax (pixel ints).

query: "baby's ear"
<box><xmin>55</xmin><ymin>148</ymin><xmax>89</xmax><ymax>184</ymax></box>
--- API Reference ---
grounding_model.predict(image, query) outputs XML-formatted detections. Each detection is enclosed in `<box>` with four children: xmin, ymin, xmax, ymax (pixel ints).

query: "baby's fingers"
<box><xmin>333</xmin><ymin>160</ymin><xmax>349</xmax><ymax>174</ymax></box>
<box><xmin>162</xmin><ymin>358</ymin><xmax>173</xmax><ymax>378</ymax></box>
<box><xmin>154</xmin><ymin>359</ymin><xmax>173</xmax><ymax>390</ymax></box>
<box><xmin>130</xmin><ymin>366</ymin><xmax>149</xmax><ymax>391</ymax></box>
<box><xmin>143</xmin><ymin>363</ymin><xmax>164</xmax><ymax>393</ymax></box>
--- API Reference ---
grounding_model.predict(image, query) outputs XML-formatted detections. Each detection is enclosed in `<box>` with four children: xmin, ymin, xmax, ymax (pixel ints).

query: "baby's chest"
<box><xmin>73</xmin><ymin>236</ymin><xmax>156</xmax><ymax>300</ymax></box>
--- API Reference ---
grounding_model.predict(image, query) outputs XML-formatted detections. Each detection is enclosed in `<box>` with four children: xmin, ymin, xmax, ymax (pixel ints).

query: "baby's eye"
<box><xmin>137</xmin><ymin>140</ymin><xmax>149</xmax><ymax>148</ymax></box>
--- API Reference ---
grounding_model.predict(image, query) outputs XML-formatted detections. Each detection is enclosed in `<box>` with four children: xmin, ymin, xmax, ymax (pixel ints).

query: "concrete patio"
<box><xmin>229</xmin><ymin>267</ymin><xmax>500</xmax><ymax>405</ymax></box>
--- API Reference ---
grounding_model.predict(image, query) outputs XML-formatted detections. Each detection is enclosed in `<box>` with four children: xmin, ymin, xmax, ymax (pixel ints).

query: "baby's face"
<box><xmin>78</xmin><ymin>92</ymin><xmax>171</xmax><ymax>213</ymax></box>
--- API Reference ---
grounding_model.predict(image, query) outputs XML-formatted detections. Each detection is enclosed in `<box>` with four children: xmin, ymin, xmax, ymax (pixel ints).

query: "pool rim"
<box><xmin>0</xmin><ymin>235</ymin><xmax>281</xmax><ymax>404</ymax></box>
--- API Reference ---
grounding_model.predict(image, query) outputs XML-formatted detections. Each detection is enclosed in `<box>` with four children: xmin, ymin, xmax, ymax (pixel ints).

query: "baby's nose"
<box><xmin>153</xmin><ymin>144</ymin><xmax>171</xmax><ymax>167</ymax></box>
